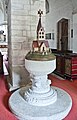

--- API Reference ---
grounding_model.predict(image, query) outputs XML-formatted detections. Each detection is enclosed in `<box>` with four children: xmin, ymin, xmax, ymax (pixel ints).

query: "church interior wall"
<box><xmin>9</xmin><ymin>0</ymin><xmax>45</xmax><ymax>67</ymax></box>
<box><xmin>7</xmin><ymin>0</ymin><xmax>45</xmax><ymax>90</ymax></box>
<box><xmin>73</xmin><ymin>13</ymin><xmax>77</xmax><ymax>53</ymax></box>
<box><xmin>45</xmin><ymin>0</ymin><xmax>75</xmax><ymax>51</ymax></box>
<box><xmin>1</xmin><ymin>0</ymin><xmax>77</xmax><ymax>90</ymax></box>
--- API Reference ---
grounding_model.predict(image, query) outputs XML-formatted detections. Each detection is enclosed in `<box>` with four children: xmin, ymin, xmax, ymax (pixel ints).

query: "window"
<box><xmin>45</xmin><ymin>0</ymin><xmax>49</xmax><ymax>14</ymax></box>
<box><xmin>45</xmin><ymin>33</ymin><xmax>51</xmax><ymax>39</ymax></box>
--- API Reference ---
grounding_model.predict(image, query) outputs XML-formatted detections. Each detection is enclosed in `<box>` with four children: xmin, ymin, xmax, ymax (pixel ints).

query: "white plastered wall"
<box><xmin>45</xmin><ymin>0</ymin><xmax>74</xmax><ymax>50</ymax></box>
<box><xmin>73</xmin><ymin>13</ymin><xmax>77</xmax><ymax>53</ymax></box>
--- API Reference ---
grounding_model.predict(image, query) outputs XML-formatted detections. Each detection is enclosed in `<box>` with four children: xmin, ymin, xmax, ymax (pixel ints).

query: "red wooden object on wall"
<box><xmin>65</xmin><ymin>53</ymin><xmax>77</xmax><ymax>80</ymax></box>
<box><xmin>54</xmin><ymin>52</ymin><xmax>77</xmax><ymax>80</ymax></box>
<box><xmin>55</xmin><ymin>54</ymin><xmax>65</xmax><ymax>77</ymax></box>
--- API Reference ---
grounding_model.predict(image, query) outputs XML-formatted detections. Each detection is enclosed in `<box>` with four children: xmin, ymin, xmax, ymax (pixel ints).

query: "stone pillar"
<box><xmin>7</xmin><ymin>0</ymin><xmax>45</xmax><ymax>91</ymax></box>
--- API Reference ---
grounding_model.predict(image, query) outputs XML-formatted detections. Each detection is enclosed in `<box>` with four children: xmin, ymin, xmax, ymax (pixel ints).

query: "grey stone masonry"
<box><xmin>7</xmin><ymin>0</ymin><xmax>45</xmax><ymax>90</ymax></box>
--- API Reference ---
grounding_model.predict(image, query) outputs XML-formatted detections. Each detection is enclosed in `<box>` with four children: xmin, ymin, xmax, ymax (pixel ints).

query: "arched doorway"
<box><xmin>57</xmin><ymin>18</ymin><xmax>68</xmax><ymax>51</ymax></box>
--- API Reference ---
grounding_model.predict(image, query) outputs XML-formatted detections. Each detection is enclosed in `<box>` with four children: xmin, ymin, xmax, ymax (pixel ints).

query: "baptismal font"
<box><xmin>9</xmin><ymin>10</ymin><xmax>72</xmax><ymax>120</ymax></box>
